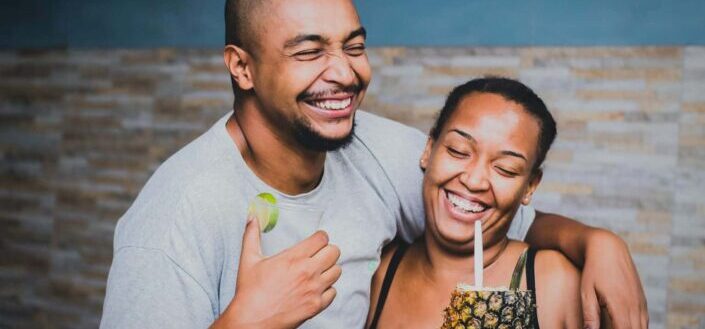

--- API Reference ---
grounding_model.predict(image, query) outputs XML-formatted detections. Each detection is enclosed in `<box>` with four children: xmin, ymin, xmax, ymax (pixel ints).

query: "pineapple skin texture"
<box><xmin>441</xmin><ymin>289</ymin><xmax>536</xmax><ymax>329</ymax></box>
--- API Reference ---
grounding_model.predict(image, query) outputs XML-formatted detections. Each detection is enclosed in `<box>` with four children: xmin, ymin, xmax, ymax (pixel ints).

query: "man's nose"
<box><xmin>321</xmin><ymin>52</ymin><xmax>355</xmax><ymax>86</ymax></box>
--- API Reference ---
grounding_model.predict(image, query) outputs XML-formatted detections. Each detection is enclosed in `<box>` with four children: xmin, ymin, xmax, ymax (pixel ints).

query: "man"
<box><xmin>101</xmin><ymin>0</ymin><xmax>648</xmax><ymax>328</ymax></box>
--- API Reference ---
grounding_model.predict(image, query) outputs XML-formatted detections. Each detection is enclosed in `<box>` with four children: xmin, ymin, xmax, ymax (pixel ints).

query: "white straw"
<box><xmin>474</xmin><ymin>220</ymin><xmax>483</xmax><ymax>288</ymax></box>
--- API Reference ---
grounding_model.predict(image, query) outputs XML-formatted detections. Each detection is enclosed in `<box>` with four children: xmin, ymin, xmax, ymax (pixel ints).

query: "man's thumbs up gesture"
<box><xmin>213</xmin><ymin>217</ymin><xmax>342</xmax><ymax>329</ymax></box>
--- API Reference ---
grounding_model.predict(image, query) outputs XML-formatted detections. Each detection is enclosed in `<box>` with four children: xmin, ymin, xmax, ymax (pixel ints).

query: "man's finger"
<box><xmin>581</xmin><ymin>286</ymin><xmax>601</xmax><ymax>329</ymax></box>
<box><xmin>600</xmin><ymin>307</ymin><xmax>613</xmax><ymax>329</ymax></box>
<box><xmin>239</xmin><ymin>216</ymin><xmax>263</xmax><ymax>268</ymax></box>
<box><xmin>286</xmin><ymin>230</ymin><xmax>329</xmax><ymax>259</ymax></box>
<box><xmin>311</xmin><ymin>244</ymin><xmax>341</xmax><ymax>271</ymax></box>
<box><xmin>606</xmin><ymin>302</ymin><xmax>630</xmax><ymax>329</ymax></box>
<box><xmin>630</xmin><ymin>307</ymin><xmax>642</xmax><ymax>329</ymax></box>
<box><xmin>320</xmin><ymin>287</ymin><xmax>337</xmax><ymax>311</ymax></box>
<box><xmin>640</xmin><ymin>304</ymin><xmax>649</xmax><ymax>329</ymax></box>
<box><xmin>320</xmin><ymin>264</ymin><xmax>342</xmax><ymax>288</ymax></box>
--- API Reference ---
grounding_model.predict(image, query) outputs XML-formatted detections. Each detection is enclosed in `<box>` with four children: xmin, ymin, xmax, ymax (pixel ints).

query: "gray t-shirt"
<box><xmin>100</xmin><ymin>111</ymin><xmax>534</xmax><ymax>328</ymax></box>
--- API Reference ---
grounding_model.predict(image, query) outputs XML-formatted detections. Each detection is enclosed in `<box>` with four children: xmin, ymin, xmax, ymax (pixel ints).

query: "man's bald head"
<box><xmin>224</xmin><ymin>0</ymin><xmax>270</xmax><ymax>52</ymax></box>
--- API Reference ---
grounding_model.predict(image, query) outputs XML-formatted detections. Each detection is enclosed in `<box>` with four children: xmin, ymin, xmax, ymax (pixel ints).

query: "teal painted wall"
<box><xmin>2</xmin><ymin>0</ymin><xmax>704</xmax><ymax>48</ymax></box>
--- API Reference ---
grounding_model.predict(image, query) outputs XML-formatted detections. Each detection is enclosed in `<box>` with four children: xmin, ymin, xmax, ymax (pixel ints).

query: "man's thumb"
<box><xmin>239</xmin><ymin>216</ymin><xmax>263</xmax><ymax>267</ymax></box>
<box><xmin>582</xmin><ymin>286</ymin><xmax>601</xmax><ymax>329</ymax></box>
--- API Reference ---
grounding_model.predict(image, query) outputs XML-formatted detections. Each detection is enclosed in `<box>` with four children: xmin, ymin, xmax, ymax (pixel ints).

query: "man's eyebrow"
<box><xmin>283</xmin><ymin>34</ymin><xmax>329</xmax><ymax>48</ymax></box>
<box><xmin>283</xmin><ymin>27</ymin><xmax>366</xmax><ymax>49</ymax></box>
<box><xmin>345</xmin><ymin>27</ymin><xmax>367</xmax><ymax>42</ymax></box>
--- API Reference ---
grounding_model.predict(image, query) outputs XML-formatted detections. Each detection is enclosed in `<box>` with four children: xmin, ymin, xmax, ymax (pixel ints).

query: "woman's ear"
<box><xmin>419</xmin><ymin>138</ymin><xmax>434</xmax><ymax>171</ymax></box>
<box><xmin>522</xmin><ymin>169</ymin><xmax>543</xmax><ymax>205</ymax></box>
<box><xmin>224</xmin><ymin>45</ymin><xmax>254</xmax><ymax>90</ymax></box>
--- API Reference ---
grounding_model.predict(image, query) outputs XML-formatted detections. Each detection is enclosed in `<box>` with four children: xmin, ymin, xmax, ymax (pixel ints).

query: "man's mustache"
<box><xmin>297</xmin><ymin>83</ymin><xmax>363</xmax><ymax>102</ymax></box>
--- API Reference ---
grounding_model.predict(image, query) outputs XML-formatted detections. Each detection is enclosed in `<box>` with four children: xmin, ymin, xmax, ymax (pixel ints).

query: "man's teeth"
<box><xmin>312</xmin><ymin>97</ymin><xmax>351</xmax><ymax>110</ymax></box>
<box><xmin>448</xmin><ymin>192</ymin><xmax>487</xmax><ymax>213</ymax></box>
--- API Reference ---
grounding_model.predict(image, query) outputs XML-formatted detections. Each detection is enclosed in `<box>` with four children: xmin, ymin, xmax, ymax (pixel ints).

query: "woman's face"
<box><xmin>421</xmin><ymin>92</ymin><xmax>543</xmax><ymax>252</ymax></box>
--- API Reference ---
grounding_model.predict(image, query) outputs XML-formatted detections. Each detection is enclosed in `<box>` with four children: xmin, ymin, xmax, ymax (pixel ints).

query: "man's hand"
<box><xmin>581</xmin><ymin>229</ymin><xmax>648</xmax><ymax>329</ymax></box>
<box><xmin>526</xmin><ymin>212</ymin><xmax>648</xmax><ymax>329</ymax></box>
<box><xmin>213</xmin><ymin>217</ymin><xmax>342</xmax><ymax>329</ymax></box>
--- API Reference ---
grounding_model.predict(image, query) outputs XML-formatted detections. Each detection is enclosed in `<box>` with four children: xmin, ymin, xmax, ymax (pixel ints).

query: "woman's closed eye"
<box><xmin>494</xmin><ymin>166</ymin><xmax>520</xmax><ymax>177</ymax></box>
<box><xmin>447</xmin><ymin>146</ymin><xmax>471</xmax><ymax>159</ymax></box>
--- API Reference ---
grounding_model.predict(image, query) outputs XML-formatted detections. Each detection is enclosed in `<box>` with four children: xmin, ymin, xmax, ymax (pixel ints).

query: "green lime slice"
<box><xmin>248</xmin><ymin>192</ymin><xmax>279</xmax><ymax>233</ymax></box>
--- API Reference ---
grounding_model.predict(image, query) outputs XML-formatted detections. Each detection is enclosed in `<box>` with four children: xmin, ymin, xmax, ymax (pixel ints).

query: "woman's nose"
<box><xmin>460</xmin><ymin>164</ymin><xmax>490</xmax><ymax>192</ymax></box>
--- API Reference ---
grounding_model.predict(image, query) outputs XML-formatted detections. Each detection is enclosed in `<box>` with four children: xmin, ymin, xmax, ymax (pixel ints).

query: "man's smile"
<box><xmin>301</xmin><ymin>92</ymin><xmax>357</xmax><ymax>120</ymax></box>
<box><xmin>309</xmin><ymin>96</ymin><xmax>352</xmax><ymax>111</ymax></box>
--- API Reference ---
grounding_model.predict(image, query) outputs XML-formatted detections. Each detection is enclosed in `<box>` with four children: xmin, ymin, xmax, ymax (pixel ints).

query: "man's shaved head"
<box><xmin>225</xmin><ymin>0</ymin><xmax>272</xmax><ymax>97</ymax></box>
<box><xmin>223</xmin><ymin>0</ymin><xmax>370</xmax><ymax>151</ymax></box>
<box><xmin>224</xmin><ymin>0</ymin><xmax>270</xmax><ymax>51</ymax></box>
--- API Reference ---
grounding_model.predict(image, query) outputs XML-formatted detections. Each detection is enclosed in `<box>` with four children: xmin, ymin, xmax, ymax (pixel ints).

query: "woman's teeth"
<box><xmin>447</xmin><ymin>192</ymin><xmax>488</xmax><ymax>213</ymax></box>
<box><xmin>311</xmin><ymin>97</ymin><xmax>352</xmax><ymax>110</ymax></box>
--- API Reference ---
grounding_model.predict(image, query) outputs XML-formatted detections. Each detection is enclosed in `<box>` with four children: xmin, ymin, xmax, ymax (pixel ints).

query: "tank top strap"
<box><xmin>368</xmin><ymin>242</ymin><xmax>409</xmax><ymax>329</ymax></box>
<box><xmin>509</xmin><ymin>248</ymin><xmax>529</xmax><ymax>290</ymax></box>
<box><xmin>526</xmin><ymin>247</ymin><xmax>540</xmax><ymax>329</ymax></box>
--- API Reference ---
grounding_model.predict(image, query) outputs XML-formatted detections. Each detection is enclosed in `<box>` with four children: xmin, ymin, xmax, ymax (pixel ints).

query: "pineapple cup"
<box><xmin>441</xmin><ymin>248</ymin><xmax>536</xmax><ymax>329</ymax></box>
<box><xmin>441</xmin><ymin>287</ymin><xmax>536</xmax><ymax>329</ymax></box>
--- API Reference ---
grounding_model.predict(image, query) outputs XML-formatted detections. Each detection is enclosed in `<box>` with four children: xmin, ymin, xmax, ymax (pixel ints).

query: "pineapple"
<box><xmin>441</xmin><ymin>250</ymin><xmax>536</xmax><ymax>329</ymax></box>
<box><xmin>441</xmin><ymin>288</ymin><xmax>535</xmax><ymax>329</ymax></box>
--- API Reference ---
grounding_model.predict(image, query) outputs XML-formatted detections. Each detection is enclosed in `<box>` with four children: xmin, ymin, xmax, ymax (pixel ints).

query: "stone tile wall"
<box><xmin>0</xmin><ymin>47</ymin><xmax>703</xmax><ymax>328</ymax></box>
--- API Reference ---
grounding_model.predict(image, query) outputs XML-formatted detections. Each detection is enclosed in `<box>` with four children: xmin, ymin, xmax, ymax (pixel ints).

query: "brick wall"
<box><xmin>1</xmin><ymin>47</ymin><xmax>703</xmax><ymax>328</ymax></box>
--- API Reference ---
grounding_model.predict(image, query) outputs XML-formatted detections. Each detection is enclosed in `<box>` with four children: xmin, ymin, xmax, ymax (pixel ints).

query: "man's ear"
<box><xmin>419</xmin><ymin>138</ymin><xmax>434</xmax><ymax>171</ymax></box>
<box><xmin>522</xmin><ymin>169</ymin><xmax>543</xmax><ymax>205</ymax></box>
<box><xmin>224</xmin><ymin>45</ymin><xmax>254</xmax><ymax>91</ymax></box>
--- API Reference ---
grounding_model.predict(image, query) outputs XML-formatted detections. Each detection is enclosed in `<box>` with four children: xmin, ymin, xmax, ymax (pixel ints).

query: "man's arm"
<box><xmin>525</xmin><ymin>211</ymin><xmax>648</xmax><ymax>329</ymax></box>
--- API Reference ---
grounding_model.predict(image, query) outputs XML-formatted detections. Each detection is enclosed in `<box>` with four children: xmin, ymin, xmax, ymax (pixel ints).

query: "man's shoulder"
<box><xmin>350</xmin><ymin>110</ymin><xmax>428</xmax><ymax>163</ymax></box>
<box><xmin>343</xmin><ymin>111</ymin><xmax>428</xmax><ymax>240</ymax></box>
<box><xmin>156</xmin><ymin>117</ymin><xmax>233</xmax><ymax>183</ymax></box>
<box><xmin>342</xmin><ymin>111</ymin><xmax>427</xmax><ymax>191</ymax></box>
<box><xmin>354</xmin><ymin>110</ymin><xmax>427</xmax><ymax>144</ymax></box>
<box><xmin>135</xmin><ymin>117</ymin><xmax>236</xmax><ymax>210</ymax></box>
<box><xmin>113</xmin><ymin>114</ymin><xmax>240</xmax><ymax>249</ymax></box>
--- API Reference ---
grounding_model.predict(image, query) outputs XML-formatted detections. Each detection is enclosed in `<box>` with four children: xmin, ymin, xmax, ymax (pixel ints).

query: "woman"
<box><xmin>367</xmin><ymin>77</ymin><xmax>582</xmax><ymax>328</ymax></box>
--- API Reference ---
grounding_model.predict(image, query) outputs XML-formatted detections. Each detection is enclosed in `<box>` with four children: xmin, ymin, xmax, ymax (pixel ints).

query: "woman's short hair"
<box><xmin>429</xmin><ymin>76</ymin><xmax>557</xmax><ymax>173</ymax></box>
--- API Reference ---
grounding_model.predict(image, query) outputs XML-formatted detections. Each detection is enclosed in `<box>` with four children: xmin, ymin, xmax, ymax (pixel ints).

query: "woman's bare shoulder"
<box><xmin>534</xmin><ymin>250</ymin><xmax>583</xmax><ymax>328</ymax></box>
<box><xmin>535</xmin><ymin>249</ymin><xmax>579</xmax><ymax>277</ymax></box>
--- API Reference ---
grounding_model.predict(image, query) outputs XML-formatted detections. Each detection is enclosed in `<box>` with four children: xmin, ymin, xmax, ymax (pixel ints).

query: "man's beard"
<box><xmin>292</xmin><ymin>115</ymin><xmax>355</xmax><ymax>152</ymax></box>
<box><xmin>292</xmin><ymin>84</ymin><xmax>362</xmax><ymax>151</ymax></box>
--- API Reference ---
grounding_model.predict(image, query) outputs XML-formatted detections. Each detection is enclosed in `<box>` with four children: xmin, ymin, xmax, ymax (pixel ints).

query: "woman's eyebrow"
<box><xmin>450</xmin><ymin>128</ymin><xmax>475</xmax><ymax>143</ymax></box>
<box><xmin>500</xmin><ymin>150</ymin><xmax>527</xmax><ymax>162</ymax></box>
<box><xmin>450</xmin><ymin>129</ymin><xmax>527</xmax><ymax>161</ymax></box>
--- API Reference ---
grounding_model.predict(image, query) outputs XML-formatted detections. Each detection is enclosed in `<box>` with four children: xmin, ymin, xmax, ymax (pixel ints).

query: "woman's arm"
<box><xmin>525</xmin><ymin>211</ymin><xmax>647</xmax><ymax>329</ymax></box>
